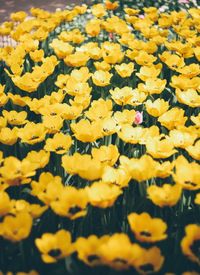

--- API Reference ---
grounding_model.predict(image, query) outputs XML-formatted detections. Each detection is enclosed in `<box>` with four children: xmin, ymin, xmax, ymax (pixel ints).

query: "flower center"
<box><xmin>48</xmin><ymin>249</ymin><xmax>62</xmax><ymax>258</ymax></box>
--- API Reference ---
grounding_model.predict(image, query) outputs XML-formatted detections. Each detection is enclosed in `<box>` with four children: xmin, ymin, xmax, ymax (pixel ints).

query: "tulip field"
<box><xmin>0</xmin><ymin>1</ymin><xmax>199</xmax><ymax>274</ymax></box>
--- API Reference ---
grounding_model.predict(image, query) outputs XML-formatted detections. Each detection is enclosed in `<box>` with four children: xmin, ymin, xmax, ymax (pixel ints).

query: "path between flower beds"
<box><xmin>0</xmin><ymin>0</ymin><xmax>82</xmax><ymax>23</ymax></box>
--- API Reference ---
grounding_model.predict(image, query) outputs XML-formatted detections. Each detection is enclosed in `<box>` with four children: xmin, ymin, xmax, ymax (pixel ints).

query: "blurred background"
<box><xmin>0</xmin><ymin>0</ymin><xmax>83</xmax><ymax>23</ymax></box>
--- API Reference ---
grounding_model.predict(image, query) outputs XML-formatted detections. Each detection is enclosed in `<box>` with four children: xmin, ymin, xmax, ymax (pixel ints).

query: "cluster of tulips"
<box><xmin>91</xmin><ymin>0</ymin><xmax>198</xmax><ymax>14</ymax></box>
<box><xmin>0</xmin><ymin>1</ymin><xmax>199</xmax><ymax>274</ymax></box>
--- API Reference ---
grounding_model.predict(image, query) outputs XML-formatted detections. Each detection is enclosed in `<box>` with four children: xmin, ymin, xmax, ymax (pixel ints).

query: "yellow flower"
<box><xmin>0</xmin><ymin>127</ymin><xmax>18</xmax><ymax>145</ymax></box>
<box><xmin>74</xmin><ymin>5</ymin><xmax>87</xmax><ymax>14</ymax></box>
<box><xmin>159</xmin><ymin>51</ymin><xmax>185</xmax><ymax>70</ymax></box>
<box><xmin>55</xmin><ymin>74</ymin><xmax>70</xmax><ymax>89</ymax></box>
<box><xmin>156</xmin><ymin>161</ymin><xmax>174</xmax><ymax>178</ymax></box>
<box><xmin>70</xmin><ymin>119</ymin><xmax>103</xmax><ymax>142</ymax></box>
<box><xmin>50</xmin><ymin>38</ymin><xmax>74</xmax><ymax>59</ymax></box>
<box><xmin>102</xmin><ymin>166</ymin><xmax>131</xmax><ymax>188</ymax></box>
<box><xmin>182</xmin><ymin>272</ymin><xmax>200</xmax><ymax>275</ymax></box>
<box><xmin>170</xmin><ymin>76</ymin><xmax>200</xmax><ymax>90</ymax></box>
<box><xmin>7</xmin><ymin>56</ymin><xmax>58</xmax><ymax>92</ymax></box>
<box><xmin>10</xmin><ymin>11</ymin><xmax>27</xmax><ymax>22</ymax></box>
<box><xmin>169</xmin><ymin>127</ymin><xmax>198</xmax><ymax>149</ymax></box>
<box><xmin>91</xmin><ymin>4</ymin><xmax>106</xmax><ymax>18</ymax></box>
<box><xmin>2</xmin><ymin>110</ymin><xmax>27</xmax><ymax>125</ymax></box>
<box><xmin>0</xmin><ymin>191</ymin><xmax>12</xmax><ymax>216</ymax></box>
<box><xmin>27</xmin><ymin>98</ymin><xmax>48</xmax><ymax>114</ymax></box>
<box><xmin>191</xmin><ymin>114</ymin><xmax>200</xmax><ymax>127</ymax></box>
<box><xmin>62</xmin><ymin>153</ymin><xmax>104</xmax><ymax>181</ymax></box>
<box><xmin>124</xmin><ymin>8</ymin><xmax>139</xmax><ymax>16</ymax></box>
<box><xmin>35</xmin><ymin>230</ymin><xmax>74</xmax><ymax>263</ymax></box>
<box><xmin>176</xmin><ymin>88</ymin><xmax>200</xmax><ymax>108</ymax></box>
<box><xmin>18</xmin><ymin>122</ymin><xmax>46</xmax><ymax>145</ymax></box>
<box><xmin>64</xmin><ymin>52</ymin><xmax>89</xmax><ymax>67</ymax></box>
<box><xmin>173</xmin><ymin>156</ymin><xmax>200</xmax><ymax>190</ymax></box>
<box><xmin>38</xmin><ymin>103</ymin><xmax>66</xmax><ymax>117</ymax></box>
<box><xmin>128</xmin><ymin>212</ymin><xmax>167</xmax><ymax>242</ymax></box>
<box><xmin>181</xmin><ymin>224</ymin><xmax>200</xmax><ymax>265</ymax></box>
<box><xmin>138</xmin><ymin>78</ymin><xmax>166</xmax><ymax>95</ymax></box>
<box><xmin>25</xmin><ymin>150</ymin><xmax>50</xmax><ymax>170</ymax></box>
<box><xmin>59</xmin><ymin>29</ymin><xmax>84</xmax><ymax>44</ymax></box>
<box><xmin>92</xmin><ymin>70</ymin><xmax>112</xmax><ymax>87</ymax></box>
<box><xmin>94</xmin><ymin>61</ymin><xmax>111</xmax><ymax>71</ymax></box>
<box><xmin>50</xmin><ymin>186</ymin><xmax>88</xmax><ymax>219</ymax></box>
<box><xmin>44</xmin><ymin>132</ymin><xmax>72</xmax><ymax>154</ymax></box>
<box><xmin>118</xmin><ymin>125</ymin><xmax>159</xmax><ymax>145</ymax></box>
<box><xmin>75</xmin><ymin>235</ymin><xmax>109</xmax><ymax>266</ymax></box>
<box><xmin>10</xmin><ymin>200</ymin><xmax>48</xmax><ymax>218</ymax></box>
<box><xmin>115</xmin><ymin>63</ymin><xmax>134</xmax><ymax>78</ymax></box>
<box><xmin>99</xmin><ymin>233</ymin><xmax>139</xmax><ymax>270</ymax></box>
<box><xmin>42</xmin><ymin>115</ymin><xmax>63</xmax><ymax>134</ymax></box>
<box><xmin>85</xmin><ymin>19</ymin><xmax>101</xmax><ymax>37</ymax></box>
<box><xmin>102</xmin><ymin>48</ymin><xmax>124</xmax><ymax>64</ymax></box>
<box><xmin>147</xmin><ymin>184</ymin><xmax>182</xmax><ymax>207</ymax></box>
<box><xmin>165</xmin><ymin>40</ymin><xmax>193</xmax><ymax>58</ymax></box>
<box><xmin>0</xmin><ymin>117</ymin><xmax>7</xmax><ymax>129</ymax></box>
<box><xmin>145</xmin><ymin>99</ymin><xmax>169</xmax><ymax>117</ymax></box>
<box><xmin>109</xmin><ymin>87</ymin><xmax>134</xmax><ymax>106</ymax></box>
<box><xmin>86</xmin><ymin>181</ymin><xmax>122</xmax><ymax>208</ymax></box>
<box><xmin>85</xmin><ymin>99</ymin><xmax>112</xmax><ymax>121</ymax></box>
<box><xmin>135</xmin><ymin>50</ymin><xmax>157</xmax><ymax>66</ymax></box>
<box><xmin>29</xmin><ymin>49</ymin><xmax>44</xmax><ymax>62</ymax></box>
<box><xmin>113</xmin><ymin>109</ymin><xmax>136</xmax><ymax>126</ymax></box>
<box><xmin>127</xmin><ymin>89</ymin><xmax>147</xmax><ymax>106</ymax></box>
<box><xmin>70</xmin><ymin>66</ymin><xmax>91</xmax><ymax>82</ymax></box>
<box><xmin>185</xmin><ymin>140</ymin><xmax>200</xmax><ymax>161</ymax></box>
<box><xmin>10</xmin><ymin>270</ymin><xmax>39</xmax><ymax>275</ymax></box>
<box><xmin>0</xmin><ymin>156</ymin><xmax>35</xmax><ymax>186</ymax></box>
<box><xmin>31</xmin><ymin>173</ymin><xmax>64</xmax><ymax>205</ymax></box>
<box><xmin>66</xmin><ymin>77</ymin><xmax>92</xmax><ymax>96</ymax></box>
<box><xmin>87</xmin><ymin>49</ymin><xmax>99</xmax><ymax>61</ymax></box>
<box><xmin>70</xmin><ymin>94</ymin><xmax>91</xmax><ymax>111</ymax></box>
<box><xmin>105</xmin><ymin>1</ymin><xmax>119</xmax><ymax>10</ymax></box>
<box><xmin>118</xmin><ymin>125</ymin><xmax>145</xmax><ymax>144</ymax></box>
<box><xmin>146</xmin><ymin>137</ymin><xmax>177</xmax><ymax>159</ymax></box>
<box><xmin>8</xmin><ymin>93</ymin><xmax>30</xmax><ymax>107</ymax></box>
<box><xmin>0</xmin><ymin>212</ymin><xmax>32</xmax><ymax>242</ymax></box>
<box><xmin>194</xmin><ymin>46</ymin><xmax>200</xmax><ymax>61</ymax></box>
<box><xmin>177</xmin><ymin>64</ymin><xmax>200</xmax><ymax>78</ymax></box>
<box><xmin>136</xmin><ymin>64</ymin><xmax>162</xmax><ymax>81</ymax></box>
<box><xmin>120</xmin><ymin>155</ymin><xmax>157</xmax><ymax>182</ymax></box>
<box><xmin>102</xmin><ymin>117</ymin><xmax>120</xmax><ymax>136</ymax></box>
<box><xmin>133</xmin><ymin>246</ymin><xmax>164</xmax><ymax>274</ymax></box>
<box><xmin>91</xmin><ymin>144</ymin><xmax>119</xmax><ymax>166</ymax></box>
<box><xmin>158</xmin><ymin>108</ymin><xmax>187</xmax><ymax>130</ymax></box>
<box><xmin>0</xmin><ymin>85</ymin><xmax>9</xmax><ymax>107</ymax></box>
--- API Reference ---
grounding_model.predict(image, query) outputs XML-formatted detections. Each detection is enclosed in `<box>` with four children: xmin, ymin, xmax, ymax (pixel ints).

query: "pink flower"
<box><xmin>109</xmin><ymin>33</ymin><xmax>114</xmax><ymax>40</ymax></box>
<box><xmin>134</xmin><ymin>111</ymin><xmax>143</xmax><ymax>125</ymax></box>
<box><xmin>139</xmin><ymin>14</ymin><xmax>145</xmax><ymax>19</ymax></box>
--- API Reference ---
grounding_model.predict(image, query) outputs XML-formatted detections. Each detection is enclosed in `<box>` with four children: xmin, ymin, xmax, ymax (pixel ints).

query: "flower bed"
<box><xmin>0</xmin><ymin>2</ymin><xmax>200</xmax><ymax>275</ymax></box>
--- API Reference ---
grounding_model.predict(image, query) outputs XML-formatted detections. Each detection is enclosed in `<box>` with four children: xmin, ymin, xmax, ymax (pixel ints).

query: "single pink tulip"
<box><xmin>139</xmin><ymin>14</ymin><xmax>145</xmax><ymax>19</ymax></box>
<box><xmin>109</xmin><ymin>33</ymin><xmax>114</xmax><ymax>40</ymax></box>
<box><xmin>134</xmin><ymin>111</ymin><xmax>143</xmax><ymax>125</ymax></box>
